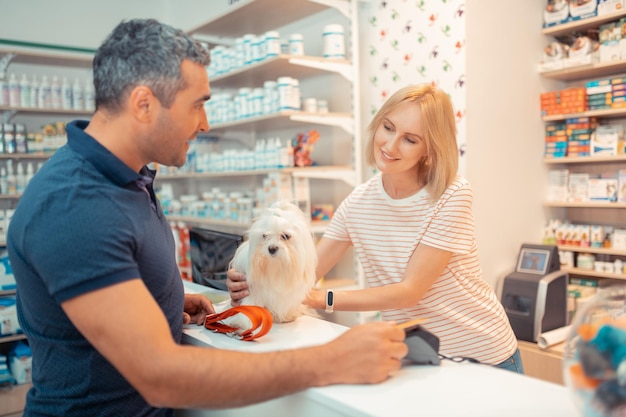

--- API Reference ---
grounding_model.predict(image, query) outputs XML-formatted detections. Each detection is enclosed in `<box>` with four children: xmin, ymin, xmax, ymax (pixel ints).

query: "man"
<box><xmin>7</xmin><ymin>18</ymin><xmax>406</xmax><ymax>416</ymax></box>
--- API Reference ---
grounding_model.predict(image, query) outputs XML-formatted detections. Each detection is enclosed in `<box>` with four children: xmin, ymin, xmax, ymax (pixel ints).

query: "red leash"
<box><xmin>204</xmin><ymin>306</ymin><xmax>273</xmax><ymax>341</ymax></box>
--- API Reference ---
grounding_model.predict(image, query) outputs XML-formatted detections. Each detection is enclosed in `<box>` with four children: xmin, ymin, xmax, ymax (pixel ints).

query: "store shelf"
<box><xmin>0</xmin><ymin>290</ymin><xmax>16</xmax><ymax>296</ymax></box>
<box><xmin>0</xmin><ymin>334</ymin><xmax>26</xmax><ymax>344</ymax></box>
<box><xmin>211</xmin><ymin>55</ymin><xmax>352</xmax><ymax>88</ymax></box>
<box><xmin>159</xmin><ymin>165</ymin><xmax>350</xmax><ymax>179</ymax></box>
<box><xmin>0</xmin><ymin>382</ymin><xmax>31</xmax><ymax>417</ymax></box>
<box><xmin>539</xmin><ymin>60</ymin><xmax>626</xmax><ymax>81</ymax></box>
<box><xmin>561</xmin><ymin>266</ymin><xmax>626</xmax><ymax>280</ymax></box>
<box><xmin>544</xmin><ymin>154</ymin><xmax>626</xmax><ymax>164</ymax></box>
<box><xmin>0</xmin><ymin>105</ymin><xmax>91</xmax><ymax>118</ymax></box>
<box><xmin>544</xmin><ymin>201</ymin><xmax>626</xmax><ymax>208</ymax></box>
<box><xmin>542</xmin><ymin>10</ymin><xmax>626</xmax><ymax>37</ymax></box>
<box><xmin>558</xmin><ymin>244</ymin><xmax>626</xmax><ymax>257</ymax></box>
<box><xmin>159</xmin><ymin>165</ymin><xmax>355</xmax><ymax>185</ymax></box>
<box><xmin>167</xmin><ymin>215</ymin><xmax>330</xmax><ymax>234</ymax></box>
<box><xmin>159</xmin><ymin>169</ymin><xmax>278</xmax><ymax>180</ymax></box>
<box><xmin>210</xmin><ymin>111</ymin><xmax>353</xmax><ymax>134</ymax></box>
<box><xmin>543</xmin><ymin>107</ymin><xmax>626</xmax><ymax>122</ymax></box>
<box><xmin>0</xmin><ymin>153</ymin><xmax>53</xmax><ymax>160</ymax></box>
<box><xmin>0</xmin><ymin>39</ymin><xmax>94</xmax><ymax>68</ymax></box>
<box><xmin>187</xmin><ymin>0</ymin><xmax>331</xmax><ymax>38</ymax></box>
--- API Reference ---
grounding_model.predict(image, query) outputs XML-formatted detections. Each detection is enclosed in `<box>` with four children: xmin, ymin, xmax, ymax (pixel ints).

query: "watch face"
<box><xmin>326</xmin><ymin>290</ymin><xmax>334</xmax><ymax>312</ymax></box>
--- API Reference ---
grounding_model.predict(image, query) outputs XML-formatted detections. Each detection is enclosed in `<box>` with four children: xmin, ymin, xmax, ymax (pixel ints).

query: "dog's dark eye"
<box><xmin>262</xmin><ymin>233</ymin><xmax>268</xmax><ymax>239</ymax></box>
<box><xmin>281</xmin><ymin>233</ymin><xmax>291</xmax><ymax>241</ymax></box>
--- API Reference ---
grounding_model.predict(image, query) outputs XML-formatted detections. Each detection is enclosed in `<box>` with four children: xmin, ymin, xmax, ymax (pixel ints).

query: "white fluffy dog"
<box><xmin>223</xmin><ymin>201</ymin><xmax>318</xmax><ymax>333</ymax></box>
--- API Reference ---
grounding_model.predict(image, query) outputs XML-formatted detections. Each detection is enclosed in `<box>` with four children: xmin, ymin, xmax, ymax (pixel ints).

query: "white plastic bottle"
<box><xmin>323</xmin><ymin>24</ymin><xmax>346</xmax><ymax>59</ymax></box>
<box><xmin>38</xmin><ymin>75</ymin><xmax>51</xmax><ymax>108</ymax></box>
<box><xmin>25</xmin><ymin>162</ymin><xmax>34</xmax><ymax>187</ymax></box>
<box><xmin>264</xmin><ymin>31</ymin><xmax>281</xmax><ymax>58</ymax></box>
<box><xmin>265</xmin><ymin>136</ymin><xmax>277</xmax><ymax>168</ymax></box>
<box><xmin>0</xmin><ymin>77</ymin><xmax>8</xmax><ymax>106</ymax></box>
<box><xmin>279</xmin><ymin>138</ymin><xmax>292</xmax><ymax>168</ymax></box>
<box><xmin>15</xmin><ymin>163</ymin><xmax>25</xmax><ymax>195</ymax></box>
<box><xmin>6</xmin><ymin>160</ymin><xmax>16</xmax><ymax>195</ymax></box>
<box><xmin>290</xmin><ymin>78</ymin><xmax>301</xmax><ymax>110</ymax></box>
<box><xmin>288</xmin><ymin>34</ymin><xmax>304</xmax><ymax>56</ymax></box>
<box><xmin>8</xmin><ymin>73</ymin><xmax>20</xmax><ymax>107</ymax></box>
<box><xmin>50</xmin><ymin>76</ymin><xmax>62</xmax><ymax>109</ymax></box>
<box><xmin>0</xmin><ymin>167</ymin><xmax>7</xmax><ymax>194</ymax></box>
<box><xmin>255</xmin><ymin>139</ymin><xmax>266</xmax><ymax>170</ymax></box>
<box><xmin>30</xmin><ymin>75</ymin><xmax>40</xmax><ymax>108</ymax></box>
<box><xmin>19</xmin><ymin>74</ymin><xmax>31</xmax><ymax>108</ymax></box>
<box><xmin>61</xmin><ymin>77</ymin><xmax>72</xmax><ymax>110</ymax></box>
<box><xmin>84</xmin><ymin>80</ymin><xmax>95</xmax><ymax>111</ymax></box>
<box><xmin>277</xmin><ymin>76</ymin><xmax>292</xmax><ymax>111</ymax></box>
<box><xmin>72</xmin><ymin>78</ymin><xmax>84</xmax><ymax>110</ymax></box>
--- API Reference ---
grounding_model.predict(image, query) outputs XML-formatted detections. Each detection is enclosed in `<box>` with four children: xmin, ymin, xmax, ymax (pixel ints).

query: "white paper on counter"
<box><xmin>537</xmin><ymin>325</ymin><xmax>572</xmax><ymax>349</ymax></box>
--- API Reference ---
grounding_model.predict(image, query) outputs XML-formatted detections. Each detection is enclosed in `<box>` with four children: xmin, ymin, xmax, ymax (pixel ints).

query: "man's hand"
<box><xmin>183</xmin><ymin>293</ymin><xmax>215</xmax><ymax>325</ymax></box>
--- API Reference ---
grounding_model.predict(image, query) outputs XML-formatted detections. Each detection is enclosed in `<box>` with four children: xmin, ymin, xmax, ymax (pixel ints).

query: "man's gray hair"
<box><xmin>92</xmin><ymin>18</ymin><xmax>211</xmax><ymax>112</ymax></box>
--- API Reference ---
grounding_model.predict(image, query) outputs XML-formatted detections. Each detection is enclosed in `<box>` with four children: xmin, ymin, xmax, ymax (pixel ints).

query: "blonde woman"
<box><xmin>229</xmin><ymin>84</ymin><xmax>522</xmax><ymax>372</ymax></box>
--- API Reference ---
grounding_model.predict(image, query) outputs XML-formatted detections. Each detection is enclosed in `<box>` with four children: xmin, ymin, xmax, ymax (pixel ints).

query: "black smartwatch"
<box><xmin>325</xmin><ymin>289</ymin><xmax>334</xmax><ymax>313</ymax></box>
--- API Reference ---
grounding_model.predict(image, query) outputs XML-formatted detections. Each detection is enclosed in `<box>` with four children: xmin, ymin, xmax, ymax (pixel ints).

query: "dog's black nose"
<box><xmin>268</xmin><ymin>245</ymin><xmax>278</xmax><ymax>255</ymax></box>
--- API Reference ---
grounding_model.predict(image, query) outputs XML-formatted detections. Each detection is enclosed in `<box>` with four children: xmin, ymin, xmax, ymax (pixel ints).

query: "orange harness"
<box><xmin>204</xmin><ymin>306</ymin><xmax>273</xmax><ymax>341</ymax></box>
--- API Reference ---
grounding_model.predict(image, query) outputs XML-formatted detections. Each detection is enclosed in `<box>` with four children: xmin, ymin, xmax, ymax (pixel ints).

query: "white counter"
<box><xmin>179</xmin><ymin>282</ymin><xmax>579</xmax><ymax>417</ymax></box>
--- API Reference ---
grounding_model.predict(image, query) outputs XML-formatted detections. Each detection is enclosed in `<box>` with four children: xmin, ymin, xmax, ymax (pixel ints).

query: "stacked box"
<box><xmin>541</xmin><ymin>91</ymin><xmax>560</xmax><ymax>116</ymax></box>
<box><xmin>540</xmin><ymin>87</ymin><xmax>587</xmax><ymax>116</ymax></box>
<box><xmin>592</xmin><ymin>124</ymin><xmax>622</xmax><ymax>155</ymax></box>
<box><xmin>547</xmin><ymin>169</ymin><xmax>569</xmax><ymax>201</ymax></box>
<box><xmin>598</xmin><ymin>0</ymin><xmax>626</xmax><ymax>15</ymax></box>
<box><xmin>545</xmin><ymin>122</ymin><xmax>567</xmax><ymax>158</ymax></box>
<box><xmin>587</xmin><ymin>79</ymin><xmax>612</xmax><ymax>110</ymax></box>
<box><xmin>560</xmin><ymin>87</ymin><xmax>587</xmax><ymax>114</ymax></box>
<box><xmin>619</xmin><ymin>169</ymin><xmax>626</xmax><ymax>202</ymax></box>
<box><xmin>566</xmin><ymin>117</ymin><xmax>596</xmax><ymax>156</ymax></box>
<box><xmin>588</xmin><ymin>173</ymin><xmax>619</xmax><ymax>202</ymax></box>
<box><xmin>619</xmin><ymin>18</ymin><xmax>626</xmax><ymax>59</ymax></box>
<box><xmin>569</xmin><ymin>0</ymin><xmax>598</xmax><ymax>21</ymax></box>
<box><xmin>599</xmin><ymin>21</ymin><xmax>622</xmax><ymax>62</ymax></box>
<box><xmin>568</xmin><ymin>173</ymin><xmax>590</xmax><ymax>202</ymax></box>
<box><xmin>611</xmin><ymin>77</ymin><xmax>626</xmax><ymax>107</ymax></box>
<box><xmin>543</xmin><ymin>0</ymin><xmax>570</xmax><ymax>28</ymax></box>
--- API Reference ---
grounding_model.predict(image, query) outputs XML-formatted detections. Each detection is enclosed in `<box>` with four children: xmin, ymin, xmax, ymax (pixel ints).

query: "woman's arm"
<box><xmin>306</xmin><ymin>243</ymin><xmax>452</xmax><ymax>312</ymax></box>
<box><xmin>315</xmin><ymin>237</ymin><xmax>352</xmax><ymax>279</ymax></box>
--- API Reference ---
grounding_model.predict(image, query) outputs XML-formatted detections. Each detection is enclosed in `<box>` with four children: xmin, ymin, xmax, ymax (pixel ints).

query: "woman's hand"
<box><xmin>183</xmin><ymin>293</ymin><xmax>215</xmax><ymax>325</ymax></box>
<box><xmin>226</xmin><ymin>268</ymin><xmax>249</xmax><ymax>306</ymax></box>
<box><xmin>304</xmin><ymin>288</ymin><xmax>325</xmax><ymax>310</ymax></box>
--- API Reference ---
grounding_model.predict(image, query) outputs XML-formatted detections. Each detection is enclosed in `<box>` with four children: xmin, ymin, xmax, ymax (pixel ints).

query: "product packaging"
<box><xmin>9</xmin><ymin>341</ymin><xmax>32</xmax><ymax>384</ymax></box>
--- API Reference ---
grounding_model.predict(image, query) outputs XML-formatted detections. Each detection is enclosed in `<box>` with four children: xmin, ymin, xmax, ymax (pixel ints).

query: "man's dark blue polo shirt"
<box><xmin>7</xmin><ymin>120</ymin><xmax>183</xmax><ymax>416</ymax></box>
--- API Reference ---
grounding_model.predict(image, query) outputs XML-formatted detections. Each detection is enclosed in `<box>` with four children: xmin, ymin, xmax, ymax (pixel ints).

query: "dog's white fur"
<box><xmin>222</xmin><ymin>201</ymin><xmax>318</xmax><ymax>333</ymax></box>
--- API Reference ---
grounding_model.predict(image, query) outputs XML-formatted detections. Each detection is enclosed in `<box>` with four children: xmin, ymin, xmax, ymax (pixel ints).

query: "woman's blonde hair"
<box><xmin>365</xmin><ymin>84</ymin><xmax>459</xmax><ymax>201</ymax></box>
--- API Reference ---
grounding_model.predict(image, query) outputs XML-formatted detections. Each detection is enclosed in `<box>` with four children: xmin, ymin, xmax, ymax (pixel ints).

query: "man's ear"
<box><xmin>128</xmin><ymin>86</ymin><xmax>156</xmax><ymax>123</ymax></box>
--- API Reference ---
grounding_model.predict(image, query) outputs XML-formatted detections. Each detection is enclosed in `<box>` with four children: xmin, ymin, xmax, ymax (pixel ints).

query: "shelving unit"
<box><xmin>162</xmin><ymin>0</ymin><xmax>364</xmax><ymax>308</ymax></box>
<box><xmin>0</xmin><ymin>39</ymin><xmax>94</xmax><ymax>125</ymax></box>
<box><xmin>209</xmin><ymin>110</ymin><xmax>354</xmax><ymax>135</ymax></box>
<box><xmin>540</xmin><ymin>15</ymin><xmax>626</xmax><ymax>285</ymax></box>
<box><xmin>159</xmin><ymin>164</ymin><xmax>357</xmax><ymax>186</ymax></box>
<box><xmin>0</xmin><ymin>42</ymin><xmax>92</xmax><ymax>415</ymax></box>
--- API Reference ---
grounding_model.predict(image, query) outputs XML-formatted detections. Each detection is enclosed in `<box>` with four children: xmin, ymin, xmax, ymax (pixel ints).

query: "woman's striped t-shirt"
<box><xmin>324</xmin><ymin>173</ymin><xmax>517</xmax><ymax>364</ymax></box>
